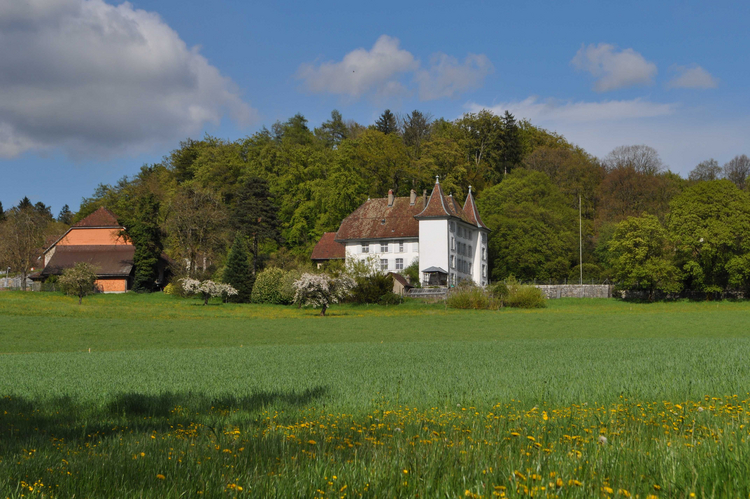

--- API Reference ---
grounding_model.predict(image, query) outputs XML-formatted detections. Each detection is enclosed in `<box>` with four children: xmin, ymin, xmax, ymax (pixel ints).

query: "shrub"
<box><xmin>350</xmin><ymin>273</ymin><xmax>393</xmax><ymax>304</ymax></box>
<box><xmin>379</xmin><ymin>291</ymin><xmax>404</xmax><ymax>306</ymax></box>
<box><xmin>402</xmin><ymin>259</ymin><xmax>420</xmax><ymax>287</ymax></box>
<box><xmin>505</xmin><ymin>277</ymin><xmax>546</xmax><ymax>308</ymax></box>
<box><xmin>251</xmin><ymin>267</ymin><xmax>287</xmax><ymax>304</ymax></box>
<box><xmin>447</xmin><ymin>284</ymin><xmax>499</xmax><ymax>310</ymax></box>
<box><xmin>280</xmin><ymin>269</ymin><xmax>302</xmax><ymax>305</ymax></box>
<box><xmin>163</xmin><ymin>283</ymin><xmax>178</xmax><ymax>295</ymax></box>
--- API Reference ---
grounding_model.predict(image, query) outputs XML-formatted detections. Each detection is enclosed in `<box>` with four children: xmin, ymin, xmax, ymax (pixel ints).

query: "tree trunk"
<box><xmin>203</xmin><ymin>292</ymin><xmax>209</xmax><ymax>305</ymax></box>
<box><xmin>21</xmin><ymin>271</ymin><xmax>27</xmax><ymax>291</ymax></box>
<box><xmin>253</xmin><ymin>232</ymin><xmax>258</xmax><ymax>275</ymax></box>
<box><xmin>320</xmin><ymin>304</ymin><xmax>327</xmax><ymax>316</ymax></box>
<box><xmin>79</xmin><ymin>295</ymin><xmax>82</xmax><ymax>305</ymax></box>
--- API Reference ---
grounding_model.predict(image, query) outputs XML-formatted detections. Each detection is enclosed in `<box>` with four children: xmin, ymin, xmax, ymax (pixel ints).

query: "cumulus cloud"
<box><xmin>416</xmin><ymin>53</ymin><xmax>494</xmax><ymax>100</ymax></box>
<box><xmin>297</xmin><ymin>35</ymin><xmax>418</xmax><ymax>98</ymax></box>
<box><xmin>0</xmin><ymin>0</ymin><xmax>257</xmax><ymax>158</ymax></box>
<box><xmin>571</xmin><ymin>43</ymin><xmax>657</xmax><ymax>92</ymax></box>
<box><xmin>667</xmin><ymin>64</ymin><xmax>718</xmax><ymax>89</ymax></box>
<box><xmin>297</xmin><ymin>35</ymin><xmax>492</xmax><ymax>101</ymax></box>
<box><xmin>467</xmin><ymin>96</ymin><xmax>676</xmax><ymax>124</ymax></box>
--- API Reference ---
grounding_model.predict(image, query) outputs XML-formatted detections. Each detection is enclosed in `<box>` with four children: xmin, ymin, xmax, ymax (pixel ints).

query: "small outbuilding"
<box><xmin>311</xmin><ymin>232</ymin><xmax>346</xmax><ymax>269</ymax></box>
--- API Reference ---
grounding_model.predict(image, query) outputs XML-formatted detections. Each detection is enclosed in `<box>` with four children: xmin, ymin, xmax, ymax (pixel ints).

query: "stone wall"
<box><xmin>534</xmin><ymin>284</ymin><xmax>613</xmax><ymax>299</ymax></box>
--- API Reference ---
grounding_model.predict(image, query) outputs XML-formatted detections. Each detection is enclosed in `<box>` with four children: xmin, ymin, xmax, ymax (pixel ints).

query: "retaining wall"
<box><xmin>534</xmin><ymin>284</ymin><xmax>613</xmax><ymax>299</ymax></box>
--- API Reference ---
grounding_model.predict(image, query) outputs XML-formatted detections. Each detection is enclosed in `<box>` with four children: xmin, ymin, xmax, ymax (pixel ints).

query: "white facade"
<box><xmin>345</xmin><ymin>238</ymin><xmax>419</xmax><ymax>273</ymax></box>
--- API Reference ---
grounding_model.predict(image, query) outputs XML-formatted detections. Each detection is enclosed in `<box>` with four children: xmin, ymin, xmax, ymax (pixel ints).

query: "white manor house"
<box><xmin>312</xmin><ymin>178</ymin><xmax>490</xmax><ymax>287</ymax></box>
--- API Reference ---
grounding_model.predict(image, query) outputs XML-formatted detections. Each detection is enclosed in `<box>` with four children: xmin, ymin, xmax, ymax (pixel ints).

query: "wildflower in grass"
<box><xmin>156</xmin><ymin>474</ymin><xmax>165</xmax><ymax>480</ymax></box>
<box><xmin>598</xmin><ymin>435</ymin><xmax>608</xmax><ymax>445</ymax></box>
<box><xmin>653</xmin><ymin>484</ymin><xmax>661</xmax><ymax>491</ymax></box>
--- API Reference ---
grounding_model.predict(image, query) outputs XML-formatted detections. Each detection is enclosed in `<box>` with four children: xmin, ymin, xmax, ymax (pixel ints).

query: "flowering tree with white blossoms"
<box><xmin>293</xmin><ymin>273</ymin><xmax>355</xmax><ymax>316</ymax></box>
<box><xmin>181</xmin><ymin>278</ymin><xmax>238</xmax><ymax>305</ymax></box>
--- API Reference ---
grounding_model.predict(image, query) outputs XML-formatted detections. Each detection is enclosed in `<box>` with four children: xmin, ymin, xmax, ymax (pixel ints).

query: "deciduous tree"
<box><xmin>120</xmin><ymin>194</ymin><xmax>163</xmax><ymax>292</ymax></box>
<box><xmin>602</xmin><ymin>145</ymin><xmax>664</xmax><ymax>175</ymax></box>
<box><xmin>59</xmin><ymin>262</ymin><xmax>98</xmax><ymax>304</ymax></box>
<box><xmin>292</xmin><ymin>272</ymin><xmax>355</xmax><ymax>316</ymax></box>
<box><xmin>608</xmin><ymin>214</ymin><xmax>681</xmax><ymax>300</ymax></box>
<box><xmin>0</xmin><ymin>204</ymin><xmax>49</xmax><ymax>290</ymax></box>
<box><xmin>723</xmin><ymin>154</ymin><xmax>750</xmax><ymax>190</ymax></box>
<box><xmin>689</xmin><ymin>159</ymin><xmax>722</xmax><ymax>182</ymax></box>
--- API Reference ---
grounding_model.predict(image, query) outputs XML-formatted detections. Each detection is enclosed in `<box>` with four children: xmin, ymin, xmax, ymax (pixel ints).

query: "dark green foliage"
<box><xmin>16</xmin><ymin>196</ymin><xmax>32</xmax><ymax>210</ymax></box>
<box><xmin>233</xmin><ymin>176</ymin><xmax>281</xmax><ymax>273</ymax></box>
<box><xmin>273</xmin><ymin>113</ymin><xmax>314</xmax><ymax>145</ymax></box>
<box><xmin>0</xmin><ymin>201</ymin><xmax>4</xmax><ymax>223</ymax></box>
<box><xmin>223</xmin><ymin>233</ymin><xmax>253</xmax><ymax>303</ymax></box>
<box><xmin>378</xmin><ymin>291</ymin><xmax>404</xmax><ymax>305</ymax></box>
<box><xmin>401</xmin><ymin>110</ymin><xmax>432</xmax><ymax>158</ymax></box>
<box><xmin>121</xmin><ymin>194</ymin><xmax>163</xmax><ymax>292</ymax></box>
<box><xmin>350</xmin><ymin>273</ymin><xmax>393</xmax><ymax>304</ymax></box>
<box><xmin>478</xmin><ymin>169</ymin><xmax>577</xmax><ymax>281</ymax></box>
<box><xmin>57</xmin><ymin>204</ymin><xmax>73</xmax><ymax>224</ymax></box>
<box><xmin>499</xmin><ymin>111</ymin><xmax>523</xmax><ymax>176</ymax></box>
<box><xmin>567</xmin><ymin>263</ymin><xmax>604</xmax><ymax>283</ymax></box>
<box><xmin>374</xmin><ymin>109</ymin><xmax>398</xmax><ymax>135</ymax></box>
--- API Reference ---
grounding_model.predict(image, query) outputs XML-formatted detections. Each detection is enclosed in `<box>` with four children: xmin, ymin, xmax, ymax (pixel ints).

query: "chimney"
<box><xmin>409</xmin><ymin>189</ymin><xmax>416</xmax><ymax>205</ymax></box>
<box><xmin>423</xmin><ymin>189</ymin><xmax>427</xmax><ymax>205</ymax></box>
<box><xmin>387</xmin><ymin>189</ymin><xmax>394</xmax><ymax>207</ymax></box>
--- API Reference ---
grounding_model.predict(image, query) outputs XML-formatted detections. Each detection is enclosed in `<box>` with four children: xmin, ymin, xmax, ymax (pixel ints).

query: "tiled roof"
<box><xmin>311</xmin><ymin>232</ymin><xmax>346</xmax><ymax>260</ymax></box>
<box><xmin>41</xmin><ymin>245</ymin><xmax>135</xmax><ymax>277</ymax></box>
<box><xmin>73</xmin><ymin>207</ymin><xmax>121</xmax><ymax>228</ymax></box>
<box><xmin>463</xmin><ymin>188</ymin><xmax>489</xmax><ymax>230</ymax></box>
<box><xmin>388</xmin><ymin>272</ymin><xmax>413</xmax><ymax>288</ymax></box>
<box><xmin>336</xmin><ymin>196</ymin><xmax>426</xmax><ymax>241</ymax></box>
<box><xmin>415</xmin><ymin>180</ymin><xmax>472</xmax><ymax>224</ymax></box>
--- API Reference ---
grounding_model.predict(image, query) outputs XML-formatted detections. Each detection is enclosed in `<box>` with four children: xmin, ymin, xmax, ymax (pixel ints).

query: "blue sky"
<box><xmin>1</xmin><ymin>0</ymin><xmax>748</xmax><ymax>214</ymax></box>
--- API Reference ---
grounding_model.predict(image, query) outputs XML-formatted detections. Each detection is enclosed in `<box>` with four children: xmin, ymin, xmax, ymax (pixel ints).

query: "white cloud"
<box><xmin>468</xmin><ymin>96</ymin><xmax>677</xmax><ymax>124</ymax></box>
<box><xmin>467</xmin><ymin>97</ymin><xmax>750</xmax><ymax>176</ymax></box>
<box><xmin>0</xmin><ymin>0</ymin><xmax>257</xmax><ymax>158</ymax></box>
<box><xmin>571</xmin><ymin>43</ymin><xmax>657</xmax><ymax>92</ymax></box>
<box><xmin>667</xmin><ymin>64</ymin><xmax>718</xmax><ymax>89</ymax></box>
<box><xmin>297</xmin><ymin>35</ymin><xmax>418</xmax><ymax>98</ymax></box>
<box><xmin>416</xmin><ymin>53</ymin><xmax>494</xmax><ymax>100</ymax></box>
<box><xmin>297</xmin><ymin>35</ymin><xmax>492</xmax><ymax>101</ymax></box>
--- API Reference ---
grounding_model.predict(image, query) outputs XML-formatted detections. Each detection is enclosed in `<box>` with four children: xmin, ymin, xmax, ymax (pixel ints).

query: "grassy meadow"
<box><xmin>1</xmin><ymin>292</ymin><xmax>750</xmax><ymax>497</ymax></box>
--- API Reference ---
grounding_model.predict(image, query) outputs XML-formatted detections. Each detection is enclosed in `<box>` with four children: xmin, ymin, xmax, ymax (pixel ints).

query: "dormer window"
<box><xmin>380</xmin><ymin>242</ymin><xmax>389</xmax><ymax>253</ymax></box>
<box><xmin>398</xmin><ymin>241</ymin><xmax>404</xmax><ymax>253</ymax></box>
<box><xmin>362</xmin><ymin>242</ymin><xmax>369</xmax><ymax>253</ymax></box>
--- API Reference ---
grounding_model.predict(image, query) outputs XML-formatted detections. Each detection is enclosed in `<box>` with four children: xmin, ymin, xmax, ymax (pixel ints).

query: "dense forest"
<box><xmin>2</xmin><ymin>108</ymin><xmax>750</xmax><ymax>297</ymax></box>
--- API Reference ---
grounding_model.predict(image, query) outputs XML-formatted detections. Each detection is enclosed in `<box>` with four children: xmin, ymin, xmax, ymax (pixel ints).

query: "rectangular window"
<box><xmin>380</xmin><ymin>259</ymin><xmax>388</xmax><ymax>271</ymax></box>
<box><xmin>482</xmin><ymin>264</ymin><xmax>486</xmax><ymax>278</ymax></box>
<box><xmin>450</xmin><ymin>255</ymin><xmax>455</xmax><ymax>268</ymax></box>
<box><xmin>362</xmin><ymin>242</ymin><xmax>369</xmax><ymax>253</ymax></box>
<box><xmin>395</xmin><ymin>258</ymin><xmax>404</xmax><ymax>270</ymax></box>
<box><xmin>482</xmin><ymin>247</ymin><xmax>486</xmax><ymax>260</ymax></box>
<box><xmin>398</xmin><ymin>241</ymin><xmax>404</xmax><ymax>253</ymax></box>
<box><xmin>469</xmin><ymin>245</ymin><xmax>472</xmax><ymax>255</ymax></box>
<box><xmin>451</xmin><ymin>237</ymin><xmax>455</xmax><ymax>251</ymax></box>
<box><xmin>380</xmin><ymin>242</ymin><xmax>388</xmax><ymax>253</ymax></box>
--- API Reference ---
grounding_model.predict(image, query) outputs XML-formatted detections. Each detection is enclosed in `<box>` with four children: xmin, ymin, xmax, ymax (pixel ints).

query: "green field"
<box><xmin>1</xmin><ymin>292</ymin><xmax>750</xmax><ymax>498</ymax></box>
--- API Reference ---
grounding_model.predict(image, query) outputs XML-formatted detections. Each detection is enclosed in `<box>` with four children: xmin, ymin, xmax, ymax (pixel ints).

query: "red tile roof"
<box><xmin>463</xmin><ymin>188</ymin><xmax>489</xmax><ymax>230</ymax></box>
<box><xmin>415</xmin><ymin>180</ymin><xmax>472</xmax><ymax>224</ymax></box>
<box><xmin>311</xmin><ymin>232</ymin><xmax>346</xmax><ymax>260</ymax></box>
<box><xmin>73</xmin><ymin>207</ymin><xmax>122</xmax><ymax>228</ymax></box>
<box><xmin>336</xmin><ymin>196</ymin><xmax>426</xmax><ymax>241</ymax></box>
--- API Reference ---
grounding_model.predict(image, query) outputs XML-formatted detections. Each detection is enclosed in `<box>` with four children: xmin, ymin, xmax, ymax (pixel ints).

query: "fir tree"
<box><xmin>58</xmin><ymin>204</ymin><xmax>73</xmax><ymax>224</ymax></box>
<box><xmin>375</xmin><ymin>109</ymin><xmax>398</xmax><ymax>135</ymax></box>
<box><xmin>0</xmin><ymin>201</ymin><xmax>5</xmax><ymax>223</ymax></box>
<box><xmin>500</xmin><ymin>111</ymin><xmax>523</xmax><ymax>176</ymax></box>
<box><xmin>121</xmin><ymin>194</ymin><xmax>163</xmax><ymax>292</ymax></box>
<box><xmin>223</xmin><ymin>232</ymin><xmax>253</xmax><ymax>303</ymax></box>
<box><xmin>232</xmin><ymin>176</ymin><xmax>280</xmax><ymax>274</ymax></box>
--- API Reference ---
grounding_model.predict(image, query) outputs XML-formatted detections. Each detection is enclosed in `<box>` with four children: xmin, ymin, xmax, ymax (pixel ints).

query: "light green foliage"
<box><xmin>478</xmin><ymin>169</ymin><xmax>577</xmax><ymax>281</ymax></box>
<box><xmin>251</xmin><ymin>267</ymin><xmax>288</xmax><ymax>304</ymax></box>
<box><xmin>504</xmin><ymin>276</ymin><xmax>547</xmax><ymax>308</ymax></box>
<box><xmin>2</xmin><ymin>294</ymin><xmax>750</xmax><ymax>496</ymax></box>
<box><xmin>668</xmin><ymin>180</ymin><xmax>750</xmax><ymax>294</ymax></box>
<box><xmin>610</xmin><ymin>214</ymin><xmax>682</xmax><ymax>298</ymax></box>
<box><xmin>401</xmin><ymin>259</ymin><xmax>420</xmax><ymax>287</ymax></box>
<box><xmin>58</xmin><ymin>262</ymin><xmax>98</xmax><ymax>304</ymax></box>
<box><xmin>446</xmin><ymin>284</ymin><xmax>499</xmax><ymax>310</ymax></box>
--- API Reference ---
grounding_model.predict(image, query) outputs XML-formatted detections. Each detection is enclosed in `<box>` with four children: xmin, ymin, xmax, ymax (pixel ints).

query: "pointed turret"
<box><xmin>463</xmin><ymin>186</ymin><xmax>488</xmax><ymax>230</ymax></box>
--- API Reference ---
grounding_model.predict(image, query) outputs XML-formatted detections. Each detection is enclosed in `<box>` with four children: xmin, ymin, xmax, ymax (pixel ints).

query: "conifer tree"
<box><xmin>375</xmin><ymin>109</ymin><xmax>398</xmax><ymax>135</ymax></box>
<box><xmin>121</xmin><ymin>194</ymin><xmax>163</xmax><ymax>292</ymax></box>
<box><xmin>223</xmin><ymin>232</ymin><xmax>253</xmax><ymax>303</ymax></box>
<box><xmin>232</xmin><ymin>176</ymin><xmax>280</xmax><ymax>274</ymax></box>
<box><xmin>57</xmin><ymin>204</ymin><xmax>73</xmax><ymax>224</ymax></box>
<box><xmin>0</xmin><ymin>201</ymin><xmax>5</xmax><ymax>223</ymax></box>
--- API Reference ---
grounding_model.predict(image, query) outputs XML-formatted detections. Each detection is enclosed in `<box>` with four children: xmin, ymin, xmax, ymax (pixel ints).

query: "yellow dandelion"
<box><xmin>156</xmin><ymin>474</ymin><xmax>165</xmax><ymax>480</ymax></box>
